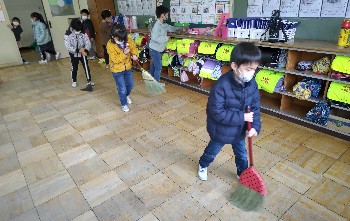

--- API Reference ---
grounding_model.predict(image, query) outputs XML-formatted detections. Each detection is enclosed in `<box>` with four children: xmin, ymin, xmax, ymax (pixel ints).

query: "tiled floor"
<box><xmin>0</xmin><ymin>59</ymin><xmax>349</xmax><ymax>221</ymax></box>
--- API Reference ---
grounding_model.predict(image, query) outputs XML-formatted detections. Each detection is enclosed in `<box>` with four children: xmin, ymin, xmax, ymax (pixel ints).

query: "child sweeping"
<box><xmin>107</xmin><ymin>24</ymin><xmax>138</xmax><ymax>112</ymax></box>
<box><xmin>198</xmin><ymin>42</ymin><xmax>262</xmax><ymax>181</ymax></box>
<box><xmin>64</xmin><ymin>18</ymin><xmax>94</xmax><ymax>91</ymax></box>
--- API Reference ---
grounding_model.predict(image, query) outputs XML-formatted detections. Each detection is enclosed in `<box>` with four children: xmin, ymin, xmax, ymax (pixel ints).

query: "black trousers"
<box><xmin>102</xmin><ymin>45</ymin><xmax>109</xmax><ymax>64</ymax></box>
<box><xmin>70</xmin><ymin>54</ymin><xmax>91</xmax><ymax>83</ymax></box>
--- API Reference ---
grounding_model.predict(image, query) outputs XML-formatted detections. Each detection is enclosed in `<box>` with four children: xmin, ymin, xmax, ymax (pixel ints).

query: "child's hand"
<box><xmin>79</xmin><ymin>48</ymin><xmax>85</xmax><ymax>53</ymax></box>
<box><xmin>131</xmin><ymin>54</ymin><xmax>138</xmax><ymax>60</ymax></box>
<box><xmin>247</xmin><ymin>128</ymin><xmax>258</xmax><ymax>137</ymax></box>
<box><xmin>123</xmin><ymin>47</ymin><xmax>130</xmax><ymax>54</ymax></box>
<box><xmin>244</xmin><ymin>112</ymin><xmax>254</xmax><ymax>122</ymax></box>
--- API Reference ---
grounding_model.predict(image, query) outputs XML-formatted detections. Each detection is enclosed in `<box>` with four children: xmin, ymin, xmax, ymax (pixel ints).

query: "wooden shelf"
<box><xmin>260</xmin><ymin>90</ymin><xmax>282</xmax><ymax>110</ymax></box>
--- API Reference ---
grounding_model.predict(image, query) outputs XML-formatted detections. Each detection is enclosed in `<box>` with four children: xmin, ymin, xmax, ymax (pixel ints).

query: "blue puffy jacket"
<box><xmin>32</xmin><ymin>21</ymin><xmax>51</xmax><ymax>46</ymax></box>
<box><xmin>206</xmin><ymin>70</ymin><xmax>261</xmax><ymax>144</ymax></box>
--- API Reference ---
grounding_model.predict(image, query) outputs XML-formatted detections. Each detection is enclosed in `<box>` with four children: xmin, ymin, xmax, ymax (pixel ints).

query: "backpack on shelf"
<box><xmin>304</xmin><ymin>100</ymin><xmax>331</xmax><ymax>126</ymax></box>
<box><xmin>296</xmin><ymin>61</ymin><xmax>313</xmax><ymax>71</ymax></box>
<box><xmin>180</xmin><ymin>70</ymin><xmax>189</xmax><ymax>82</ymax></box>
<box><xmin>301</xmin><ymin>78</ymin><xmax>323</xmax><ymax>98</ymax></box>
<box><xmin>312</xmin><ymin>57</ymin><xmax>331</xmax><ymax>75</ymax></box>
<box><xmin>293</xmin><ymin>82</ymin><xmax>311</xmax><ymax>100</ymax></box>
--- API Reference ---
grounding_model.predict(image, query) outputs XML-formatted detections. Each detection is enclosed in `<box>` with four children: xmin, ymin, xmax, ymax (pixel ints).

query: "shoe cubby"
<box><xmin>200</xmin><ymin>78</ymin><xmax>215</xmax><ymax>90</ymax></box>
<box><xmin>259</xmin><ymin>90</ymin><xmax>282</xmax><ymax>110</ymax></box>
<box><xmin>161</xmin><ymin>66</ymin><xmax>168</xmax><ymax>76</ymax></box>
<box><xmin>286</xmin><ymin>50</ymin><xmax>331</xmax><ymax>71</ymax></box>
<box><xmin>328</xmin><ymin>109</ymin><xmax>350</xmax><ymax>134</ymax></box>
<box><xmin>221</xmin><ymin>63</ymin><xmax>232</xmax><ymax>74</ymax></box>
<box><xmin>281</xmin><ymin>95</ymin><xmax>315</xmax><ymax>117</ymax></box>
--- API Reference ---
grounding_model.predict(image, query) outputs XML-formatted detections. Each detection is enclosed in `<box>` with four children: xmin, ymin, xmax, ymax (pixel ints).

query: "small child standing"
<box><xmin>99</xmin><ymin>10</ymin><xmax>112</xmax><ymax>69</ymax></box>
<box><xmin>198</xmin><ymin>42</ymin><xmax>262</xmax><ymax>181</ymax></box>
<box><xmin>64</xmin><ymin>18</ymin><xmax>94</xmax><ymax>92</ymax></box>
<box><xmin>107</xmin><ymin>24</ymin><xmax>138</xmax><ymax>112</ymax></box>
<box><xmin>80</xmin><ymin>9</ymin><xmax>97</xmax><ymax>60</ymax></box>
<box><xmin>8</xmin><ymin>17</ymin><xmax>29</xmax><ymax>64</ymax></box>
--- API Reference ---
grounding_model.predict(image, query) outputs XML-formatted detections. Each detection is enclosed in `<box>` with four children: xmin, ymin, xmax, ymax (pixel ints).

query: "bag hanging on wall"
<box><xmin>304</xmin><ymin>100</ymin><xmax>331</xmax><ymax>126</ymax></box>
<box><xmin>216</xmin><ymin>44</ymin><xmax>235</xmax><ymax>62</ymax></box>
<box><xmin>180</xmin><ymin>70</ymin><xmax>189</xmax><ymax>82</ymax></box>
<box><xmin>198</xmin><ymin>42</ymin><xmax>220</xmax><ymax>55</ymax></box>
<box><xmin>162</xmin><ymin>53</ymin><xmax>170</xmax><ymax>67</ymax></box>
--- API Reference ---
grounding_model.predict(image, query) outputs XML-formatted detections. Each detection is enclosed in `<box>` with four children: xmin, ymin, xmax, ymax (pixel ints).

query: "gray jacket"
<box><xmin>149</xmin><ymin>20</ymin><xmax>179</xmax><ymax>52</ymax></box>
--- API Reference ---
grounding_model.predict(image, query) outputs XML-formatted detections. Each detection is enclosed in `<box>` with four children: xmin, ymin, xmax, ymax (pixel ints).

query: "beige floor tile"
<box><xmin>115</xmin><ymin>156</ymin><xmax>159</xmax><ymax>187</ymax></box>
<box><xmin>173</xmin><ymin>115</ymin><xmax>203</xmax><ymax>133</ymax></box>
<box><xmin>123</xmin><ymin>109</ymin><xmax>155</xmax><ymax>124</ymax></box>
<box><xmin>138</xmin><ymin>212</ymin><xmax>159</xmax><ymax>221</ymax></box>
<box><xmin>8</xmin><ymin>208</ymin><xmax>40</xmax><ymax>221</ymax></box>
<box><xmin>255</xmin><ymin>133</ymin><xmax>299</xmax><ymax>158</ymax></box>
<box><xmin>79</xmin><ymin>124</ymin><xmax>112</xmax><ymax>142</ymax></box>
<box><xmin>50</xmin><ymin>132</ymin><xmax>85</xmax><ymax>154</ymax></box>
<box><xmin>0</xmin><ymin>143</ymin><xmax>20</xmax><ymax>176</ymax></box>
<box><xmin>36</xmin><ymin>188</ymin><xmax>90</xmax><ymax>221</ymax></box>
<box><xmin>63</xmin><ymin>109</ymin><xmax>92</xmax><ymax>123</ymax></box>
<box><xmin>211</xmin><ymin>161</ymin><xmax>239</xmax><ymax>186</ymax></box>
<box><xmin>115</xmin><ymin>124</ymin><xmax>149</xmax><ymax>142</ymax></box>
<box><xmin>0</xmin><ymin>187</ymin><xmax>34</xmax><ymax>221</ymax></box>
<box><xmin>101</xmin><ymin>144</ymin><xmax>141</xmax><ymax>169</ymax></box>
<box><xmin>33</xmin><ymin>109</ymin><xmax>61</xmax><ymax>124</ymax></box>
<box><xmin>3</xmin><ymin>110</ymin><xmax>31</xmax><ymax>122</ymax></box>
<box><xmin>93</xmin><ymin>189</ymin><xmax>149</xmax><ymax>221</ymax></box>
<box><xmin>9</xmin><ymin>125</ymin><xmax>42</xmax><ymax>142</ymax></box>
<box><xmin>287</xmin><ymin>146</ymin><xmax>336</xmax><ymax>174</ymax></box>
<box><xmin>13</xmin><ymin>133</ymin><xmax>48</xmax><ymax>153</ymax></box>
<box><xmin>339</xmin><ymin>148</ymin><xmax>350</xmax><ymax>165</ymax></box>
<box><xmin>186</xmin><ymin>176</ymin><xmax>232</xmax><ymax>213</ymax></box>
<box><xmin>79</xmin><ymin>171</ymin><xmax>128</xmax><ymax>208</ymax></box>
<box><xmin>0</xmin><ymin>131</ymin><xmax>12</xmax><ymax>146</ymax></box>
<box><xmin>214</xmin><ymin>203</ymin><xmax>279</xmax><ymax>221</ymax></box>
<box><xmin>153</xmin><ymin>191</ymin><xmax>212</xmax><ymax>221</ymax></box>
<box><xmin>206</xmin><ymin>215</ymin><xmax>221</xmax><ymax>221</ymax></box>
<box><xmin>104</xmin><ymin>117</ymin><xmax>131</xmax><ymax>133</ymax></box>
<box><xmin>0</xmin><ymin>98</ymin><xmax>23</xmax><ymax>109</ymax></box>
<box><xmin>95</xmin><ymin>110</ymin><xmax>124</xmax><ymax>124</ymax></box>
<box><xmin>58</xmin><ymin>143</ymin><xmax>97</xmax><ymax>168</ymax></box>
<box><xmin>29</xmin><ymin>103</ymin><xmax>55</xmax><ymax>116</ymax></box>
<box><xmin>1</xmin><ymin>103</ymin><xmax>28</xmax><ymax>116</ymax></box>
<box><xmin>17</xmin><ymin>143</ymin><xmax>55</xmax><ymax>168</ymax></box>
<box><xmin>147</xmin><ymin>143</ymin><xmax>188</xmax><ymax>170</ymax></box>
<box><xmin>72</xmin><ymin>210</ymin><xmax>99</xmax><ymax>221</ymax></box>
<box><xmin>266</xmin><ymin>160</ymin><xmax>320</xmax><ymax>194</ymax></box>
<box><xmin>303</xmin><ymin>135</ymin><xmax>349</xmax><ymax>159</ymax></box>
<box><xmin>159</xmin><ymin>108</ymin><xmax>189</xmax><ymax>123</ymax></box>
<box><xmin>324</xmin><ymin>161</ymin><xmax>350</xmax><ymax>188</ymax></box>
<box><xmin>271</xmin><ymin>125</ymin><xmax>314</xmax><ymax>146</ymax></box>
<box><xmin>177</xmin><ymin>102</ymin><xmax>204</xmax><ymax>116</ymax></box>
<box><xmin>263</xmin><ymin>175</ymin><xmax>301</xmax><ymax>218</ymax></box>
<box><xmin>88</xmin><ymin>133</ymin><xmax>125</xmax><ymax>154</ymax></box>
<box><xmin>127</xmin><ymin>135</ymin><xmax>163</xmax><ymax>157</ymax></box>
<box><xmin>68</xmin><ymin>155</ymin><xmax>110</xmax><ymax>186</ymax></box>
<box><xmin>44</xmin><ymin>124</ymin><xmax>77</xmax><ymax>142</ymax></box>
<box><xmin>148</xmin><ymin>124</ymin><xmax>185</xmax><ymax>144</ymax></box>
<box><xmin>38</xmin><ymin>116</ymin><xmax>68</xmax><ymax>132</ymax></box>
<box><xmin>163</xmin><ymin>157</ymin><xmax>199</xmax><ymax>188</ymax></box>
<box><xmin>282</xmin><ymin>197</ymin><xmax>347</xmax><ymax>221</ymax></box>
<box><xmin>163</xmin><ymin>97</ymin><xmax>190</xmax><ymax>108</ymax></box>
<box><xmin>22</xmin><ymin>155</ymin><xmax>65</xmax><ymax>185</ymax></box>
<box><xmin>70</xmin><ymin>118</ymin><xmax>101</xmax><ymax>134</ymax></box>
<box><xmin>191</xmin><ymin>125</ymin><xmax>210</xmax><ymax>143</ymax></box>
<box><xmin>137</xmin><ymin>116</ymin><xmax>169</xmax><ymax>133</ymax></box>
<box><xmin>131</xmin><ymin>172</ymin><xmax>181</xmax><ymax>210</ymax></box>
<box><xmin>306</xmin><ymin>178</ymin><xmax>350</xmax><ymax>220</ymax></box>
<box><xmin>0</xmin><ymin>169</ymin><xmax>27</xmax><ymax>198</ymax></box>
<box><xmin>6</xmin><ymin>116</ymin><xmax>37</xmax><ymax>132</ymax></box>
<box><xmin>28</xmin><ymin>170</ymin><xmax>76</xmax><ymax>206</ymax></box>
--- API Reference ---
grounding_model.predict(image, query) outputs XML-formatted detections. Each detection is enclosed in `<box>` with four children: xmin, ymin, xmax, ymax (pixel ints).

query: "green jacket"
<box><xmin>32</xmin><ymin>21</ymin><xmax>51</xmax><ymax>45</ymax></box>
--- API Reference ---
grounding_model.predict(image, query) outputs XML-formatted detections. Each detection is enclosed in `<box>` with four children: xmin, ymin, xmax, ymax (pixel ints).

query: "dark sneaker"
<box><xmin>80</xmin><ymin>84</ymin><xmax>93</xmax><ymax>92</ymax></box>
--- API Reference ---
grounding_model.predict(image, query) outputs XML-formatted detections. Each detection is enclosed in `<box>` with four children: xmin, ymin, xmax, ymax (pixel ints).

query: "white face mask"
<box><xmin>74</xmin><ymin>31</ymin><xmax>81</xmax><ymax>34</ymax></box>
<box><xmin>81</xmin><ymin>15</ymin><xmax>88</xmax><ymax>20</ymax></box>
<box><xmin>114</xmin><ymin>38</ymin><xmax>123</xmax><ymax>44</ymax></box>
<box><xmin>12</xmin><ymin>21</ymin><xmax>19</xmax><ymax>26</ymax></box>
<box><xmin>31</xmin><ymin>19</ymin><xmax>35</xmax><ymax>23</ymax></box>
<box><xmin>237</xmin><ymin>68</ymin><xmax>255</xmax><ymax>82</ymax></box>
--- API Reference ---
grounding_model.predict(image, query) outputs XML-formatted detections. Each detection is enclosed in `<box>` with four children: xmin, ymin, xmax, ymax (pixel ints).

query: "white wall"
<box><xmin>79</xmin><ymin>0</ymin><xmax>88</xmax><ymax>11</ymax></box>
<box><xmin>0</xmin><ymin>0</ymin><xmax>22</xmax><ymax>67</ymax></box>
<box><xmin>3</xmin><ymin>0</ymin><xmax>46</xmax><ymax>47</ymax></box>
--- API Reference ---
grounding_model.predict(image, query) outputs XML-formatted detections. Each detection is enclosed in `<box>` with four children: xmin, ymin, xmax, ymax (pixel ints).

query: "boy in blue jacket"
<box><xmin>198</xmin><ymin>42</ymin><xmax>262</xmax><ymax>181</ymax></box>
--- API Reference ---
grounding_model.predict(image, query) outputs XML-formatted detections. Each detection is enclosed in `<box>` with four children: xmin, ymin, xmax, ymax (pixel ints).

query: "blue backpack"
<box><xmin>304</xmin><ymin>100</ymin><xmax>331</xmax><ymax>126</ymax></box>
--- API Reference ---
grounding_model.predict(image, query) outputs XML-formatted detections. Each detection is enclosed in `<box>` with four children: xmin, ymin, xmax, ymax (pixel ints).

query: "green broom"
<box><xmin>134</xmin><ymin>60</ymin><xmax>166</xmax><ymax>94</ymax></box>
<box><xmin>229</xmin><ymin>106</ymin><xmax>267</xmax><ymax>211</ymax></box>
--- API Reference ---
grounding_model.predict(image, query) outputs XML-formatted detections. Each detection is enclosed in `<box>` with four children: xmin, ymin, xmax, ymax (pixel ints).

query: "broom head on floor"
<box><xmin>228</xmin><ymin>106</ymin><xmax>267</xmax><ymax>211</ymax></box>
<box><xmin>135</xmin><ymin>61</ymin><xmax>166</xmax><ymax>94</ymax></box>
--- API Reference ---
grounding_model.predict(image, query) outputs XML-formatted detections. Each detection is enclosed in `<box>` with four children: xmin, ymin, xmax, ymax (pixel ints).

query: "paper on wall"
<box><xmin>198</xmin><ymin>3</ymin><xmax>216</xmax><ymax>14</ymax></box>
<box><xmin>321</xmin><ymin>0</ymin><xmax>347</xmax><ymax>18</ymax></box>
<box><xmin>191</xmin><ymin>14</ymin><xmax>202</xmax><ymax>23</ymax></box>
<box><xmin>170</xmin><ymin>0</ymin><xmax>180</xmax><ymax>6</ymax></box>
<box><xmin>280</xmin><ymin>0</ymin><xmax>300</xmax><ymax>17</ymax></box>
<box><xmin>262</xmin><ymin>0</ymin><xmax>281</xmax><ymax>17</ymax></box>
<box><xmin>247</xmin><ymin>0</ymin><xmax>263</xmax><ymax>17</ymax></box>
<box><xmin>202</xmin><ymin>14</ymin><xmax>215</xmax><ymax>24</ymax></box>
<box><xmin>299</xmin><ymin>0</ymin><xmax>322</xmax><ymax>17</ymax></box>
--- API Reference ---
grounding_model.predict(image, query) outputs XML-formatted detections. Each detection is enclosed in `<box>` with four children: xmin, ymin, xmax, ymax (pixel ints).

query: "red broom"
<box><xmin>229</xmin><ymin>106</ymin><xmax>267</xmax><ymax>211</ymax></box>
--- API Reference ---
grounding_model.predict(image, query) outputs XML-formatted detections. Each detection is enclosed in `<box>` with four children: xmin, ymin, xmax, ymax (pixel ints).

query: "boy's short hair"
<box><xmin>111</xmin><ymin>24</ymin><xmax>127</xmax><ymax>41</ymax></box>
<box><xmin>156</xmin><ymin>5</ymin><xmax>169</xmax><ymax>18</ymax></box>
<box><xmin>12</xmin><ymin>17</ymin><xmax>20</xmax><ymax>23</ymax></box>
<box><xmin>230</xmin><ymin>42</ymin><xmax>261</xmax><ymax>66</ymax></box>
<box><xmin>80</xmin><ymin>9</ymin><xmax>89</xmax><ymax>15</ymax></box>
<box><xmin>70</xmin><ymin>18</ymin><xmax>82</xmax><ymax>31</ymax></box>
<box><xmin>101</xmin><ymin>10</ymin><xmax>111</xmax><ymax>19</ymax></box>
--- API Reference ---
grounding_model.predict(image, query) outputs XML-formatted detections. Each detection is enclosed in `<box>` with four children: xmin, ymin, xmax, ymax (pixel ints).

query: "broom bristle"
<box><xmin>142</xmin><ymin>70</ymin><xmax>166</xmax><ymax>94</ymax></box>
<box><xmin>228</xmin><ymin>184</ymin><xmax>265</xmax><ymax>212</ymax></box>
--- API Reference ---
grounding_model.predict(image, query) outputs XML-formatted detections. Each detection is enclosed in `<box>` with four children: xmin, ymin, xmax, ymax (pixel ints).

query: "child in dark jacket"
<box><xmin>198</xmin><ymin>42</ymin><xmax>262</xmax><ymax>181</ymax></box>
<box><xmin>8</xmin><ymin>17</ymin><xmax>29</xmax><ymax>64</ymax></box>
<box><xmin>81</xmin><ymin>9</ymin><xmax>97</xmax><ymax>59</ymax></box>
<box><xmin>64</xmin><ymin>18</ymin><xmax>94</xmax><ymax>92</ymax></box>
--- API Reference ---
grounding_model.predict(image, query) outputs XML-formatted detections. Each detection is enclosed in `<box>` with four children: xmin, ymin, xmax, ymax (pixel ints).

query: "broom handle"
<box><xmin>246</xmin><ymin>106</ymin><xmax>254</xmax><ymax>166</ymax></box>
<box><xmin>134</xmin><ymin>59</ymin><xmax>143</xmax><ymax>70</ymax></box>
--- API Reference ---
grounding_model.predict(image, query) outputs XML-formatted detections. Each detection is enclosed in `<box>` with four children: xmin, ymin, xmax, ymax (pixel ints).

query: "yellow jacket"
<box><xmin>107</xmin><ymin>37</ymin><xmax>138</xmax><ymax>73</ymax></box>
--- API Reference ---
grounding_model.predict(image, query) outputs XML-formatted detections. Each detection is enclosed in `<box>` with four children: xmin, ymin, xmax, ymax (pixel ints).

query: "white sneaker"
<box><xmin>23</xmin><ymin>61</ymin><xmax>30</xmax><ymax>65</ymax></box>
<box><xmin>105</xmin><ymin>65</ymin><xmax>110</xmax><ymax>69</ymax></box>
<box><xmin>46</xmin><ymin>52</ymin><xmax>51</xmax><ymax>61</ymax></box>
<box><xmin>121</xmin><ymin>105</ymin><xmax>129</xmax><ymax>112</ymax></box>
<box><xmin>55</xmin><ymin>52</ymin><xmax>60</xmax><ymax>60</ymax></box>
<box><xmin>39</xmin><ymin>59</ymin><xmax>47</xmax><ymax>64</ymax></box>
<box><xmin>198</xmin><ymin>164</ymin><xmax>207</xmax><ymax>181</ymax></box>
<box><xmin>237</xmin><ymin>175</ymin><xmax>240</xmax><ymax>180</ymax></box>
<box><xmin>159</xmin><ymin>82</ymin><xmax>165</xmax><ymax>87</ymax></box>
<box><xmin>72</xmin><ymin>82</ymin><xmax>77</xmax><ymax>88</ymax></box>
<box><xmin>88</xmin><ymin>82</ymin><xmax>95</xmax><ymax>86</ymax></box>
<box><xmin>126</xmin><ymin>96</ymin><xmax>132</xmax><ymax>104</ymax></box>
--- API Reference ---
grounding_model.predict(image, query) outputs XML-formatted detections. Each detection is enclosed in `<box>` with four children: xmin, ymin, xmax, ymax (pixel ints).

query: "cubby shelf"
<box><xmin>259</xmin><ymin>66</ymin><xmax>350</xmax><ymax>85</ymax></box>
